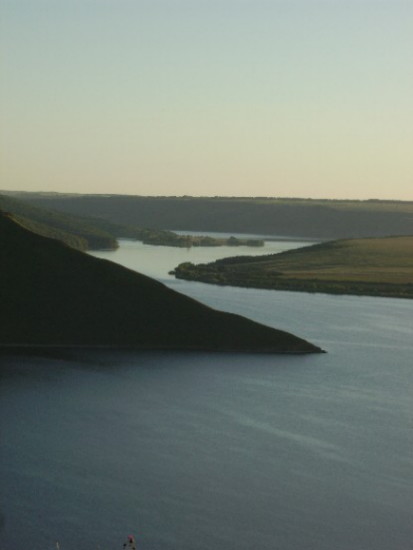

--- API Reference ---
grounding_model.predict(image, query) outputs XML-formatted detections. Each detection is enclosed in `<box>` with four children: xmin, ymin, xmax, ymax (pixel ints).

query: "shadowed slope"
<box><xmin>0</xmin><ymin>193</ymin><xmax>118</xmax><ymax>250</ymax></box>
<box><xmin>0</xmin><ymin>214</ymin><xmax>322</xmax><ymax>353</ymax></box>
<box><xmin>21</xmin><ymin>194</ymin><xmax>413</xmax><ymax>239</ymax></box>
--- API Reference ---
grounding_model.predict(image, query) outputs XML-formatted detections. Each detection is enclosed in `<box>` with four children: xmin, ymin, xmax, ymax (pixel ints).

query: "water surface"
<box><xmin>1</xmin><ymin>240</ymin><xmax>412</xmax><ymax>550</ymax></box>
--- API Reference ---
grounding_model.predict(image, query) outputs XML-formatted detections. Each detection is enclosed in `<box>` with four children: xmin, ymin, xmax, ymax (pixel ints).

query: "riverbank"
<box><xmin>172</xmin><ymin>236</ymin><xmax>413</xmax><ymax>300</ymax></box>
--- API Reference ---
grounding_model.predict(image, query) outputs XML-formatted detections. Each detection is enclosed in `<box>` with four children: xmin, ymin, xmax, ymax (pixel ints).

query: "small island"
<box><xmin>0</xmin><ymin>194</ymin><xmax>264</xmax><ymax>252</ymax></box>
<box><xmin>0</xmin><ymin>212</ymin><xmax>322</xmax><ymax>354</ymax></box>
<box><xmin>172</xmin><ymin>236</ymin><xmax>413</xmax><ymax>300</ymax></box>
<box><xmin>141</xmin><ymin>232</ymin><xmax>264</xmax><ymax>248</ymax></box>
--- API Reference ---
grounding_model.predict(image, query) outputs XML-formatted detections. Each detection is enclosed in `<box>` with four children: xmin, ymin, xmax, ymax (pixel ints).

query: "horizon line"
<box><xmin>1</xmin><ymin>189</ymin><xmax>413</xmax><ymax>203</ymax></box>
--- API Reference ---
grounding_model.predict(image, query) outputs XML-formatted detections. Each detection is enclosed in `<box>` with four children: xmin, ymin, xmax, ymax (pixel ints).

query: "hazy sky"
<box><xmin>2</xmin><ymin>0</ymin><xmax>412</xmax><ymax>199</ymax></box>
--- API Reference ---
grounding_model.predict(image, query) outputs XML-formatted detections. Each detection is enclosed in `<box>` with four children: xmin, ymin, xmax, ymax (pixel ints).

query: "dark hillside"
<box><xmin>0</xmin><ymin>213</ymin><xmax>321</xmax><ymax>353</ymax></box>
<box><xmin>21</xmin><ymin>195</ymin><xmax>413</xmax><ymax>239</ymax></box>
<box><xmin>0</xmin><ymin>194</ymin><xmax>264</xmax><ymax>249</ymax></box>
<box><xmin>0</xmin><ymin>194</ymin><xmax>118</xmax><ymax>250</ymax></box>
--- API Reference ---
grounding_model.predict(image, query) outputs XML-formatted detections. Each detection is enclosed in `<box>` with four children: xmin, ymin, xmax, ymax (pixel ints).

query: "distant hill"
<box><xmin>0</xmin><ymin>194</ymin><xmax>118</xmax><ymax>250</ymax></box>
<box><xmin>10</xmin><ymin>193</ymin><xmax>413</xmax><ymax>239</ymax></box>
<box><xmin>0</xmin><ymin>193</ymin><xmax>265</xmax><ymax>249</ymax></box>
<box><xmin>0</xmin><ymin>213</ymin><xmax>322</xmax><ymax>353</ymax></box>
<box><xmin>173</xmin><ymin>236</ymin><xmax>413</xmax><ymax>299</ymax></box>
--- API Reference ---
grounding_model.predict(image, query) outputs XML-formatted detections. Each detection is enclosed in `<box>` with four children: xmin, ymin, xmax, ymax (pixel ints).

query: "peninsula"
<box><xmin>172</xmin><ymin>236</ymin><xmax>413</xmax><ymax>299</ymax></box>
<box><xmin>0</xmin><ymin>213</ymin><xmax>322</xmax><ymax>354</ymax></box>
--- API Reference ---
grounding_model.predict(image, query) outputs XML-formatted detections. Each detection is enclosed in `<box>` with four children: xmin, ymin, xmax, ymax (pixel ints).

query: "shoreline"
<box><xmin>173</xmin><ymin>272</ymin><xmax>413</xmax><ymax>300</ymax></box>
<box><xmin>0</xmin><ymin>343</ymin><xmax>325</xmax><ymax>359</ymax></box>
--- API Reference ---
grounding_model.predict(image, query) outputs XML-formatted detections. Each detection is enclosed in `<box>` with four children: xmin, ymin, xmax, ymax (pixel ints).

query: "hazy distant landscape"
<box><xmin>7</xmin><ymin>192</ymin><xmax>413</xmax><ymax>239</ymax></box>
<box><xmin>0</xmin><ymin>193</ymin><xmax>265</xmax><ymax>250</ymax></box>
<box><xmin>2</xmin><ymin>0</ymin><xmax>412</xmax><ymax>548</ymax></box>
<box><xmin>2</xmin><ymin>191</ymin><xmax>412</xmax><ymax>301</ymax></box>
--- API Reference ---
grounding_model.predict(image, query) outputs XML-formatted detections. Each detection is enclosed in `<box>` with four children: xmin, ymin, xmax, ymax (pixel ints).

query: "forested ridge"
<box><xmin>12</xmin><ymin>193</ymin><xmax>413</xmax><ymax>239</ymax></box>
<box><xmin>0</xmin><ymin>194</ymin><xmax>264</xmax><ymax>250</ymax></box>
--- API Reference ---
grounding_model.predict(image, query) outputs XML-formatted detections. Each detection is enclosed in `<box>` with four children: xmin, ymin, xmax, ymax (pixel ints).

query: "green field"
<box><xmin>173</xmin><ymin>236</ymin><xmax>413</xmax><ymax>299</ymax></box>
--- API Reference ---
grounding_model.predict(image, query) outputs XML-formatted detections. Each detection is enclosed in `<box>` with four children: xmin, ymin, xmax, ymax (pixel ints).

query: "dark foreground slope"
<box><xmin>173</xmin><ymin>236</ymin><xmax>413</xmax><ymax>299</ymax></box>
<box><xmin>0</xmin><ymin>214</ymin><xmax>321</xmax><ymax>353</ymax></box>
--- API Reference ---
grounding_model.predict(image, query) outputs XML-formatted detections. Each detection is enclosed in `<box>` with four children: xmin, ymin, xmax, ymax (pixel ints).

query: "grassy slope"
<box><xmin>0</xmin><ymin>194</ymin><xmax>118</xmax><ymax>250</ymax></box>
<box><xmin>0</xmin><ymin>213</ymin><xmax>321</xmax><ymax>353</ymax></box>
<box><xmin>173</xmin><ymin>236</ymin><xmax>413</xmax><ymax>299</ymax></box>
<box><xmin>16</xmin><ymin>194</ymin><xmax>413</xmax><ymax>239</ymax></box>
<box><xmin>0</xmin><ymin>193</ymin><xmax>264</xmax><ymax>249</ymax></box>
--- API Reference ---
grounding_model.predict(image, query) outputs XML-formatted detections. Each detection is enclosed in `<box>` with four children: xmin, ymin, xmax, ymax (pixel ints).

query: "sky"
<box><xmin>1</xmin><ymin>0</ymin><xmax>412</xmax><ymax>200</ymax></box>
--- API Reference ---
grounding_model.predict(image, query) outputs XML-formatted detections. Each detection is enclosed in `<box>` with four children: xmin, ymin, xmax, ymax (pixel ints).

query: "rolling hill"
<box><xmin>173</xmin><ymin>236</ymin><xmax>413</xmax><ymax>299</ymax></box>
<box><xmin>0</xmin><ymin>212</ymin><xmax>322</xmax><ymax>353</ymax></box>
<box><xmin>0</xmin><ymin>193</ymin><xmax>264</xmax><ymax>250</ymax></box>
<box><xmin>0</xmin><ymin>194</ymin><xmax>118</xmax><ymax>250</ymax></box>
<box><xmin>12</xmin><ymin>193</ymin><xmax>413</xmax><ymax>239</ymax></box>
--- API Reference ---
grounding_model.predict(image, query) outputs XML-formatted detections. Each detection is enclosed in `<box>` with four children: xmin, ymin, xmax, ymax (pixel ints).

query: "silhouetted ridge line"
<box><xmin>0</xmin><ymin>213</ymin><xmax>322</xmax><ymax>354</ymax></box>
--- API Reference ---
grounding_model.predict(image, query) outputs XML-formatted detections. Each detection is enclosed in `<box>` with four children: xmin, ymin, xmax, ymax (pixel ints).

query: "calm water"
<box><xmin>90</xmin><ymin>236</ymin><xmax>311</xmax><ymax>282</ymax></box>
<box><xmin>1</xmin><ymin>240</ymin><xmax>412</xmax><ymax>550</ymax></box>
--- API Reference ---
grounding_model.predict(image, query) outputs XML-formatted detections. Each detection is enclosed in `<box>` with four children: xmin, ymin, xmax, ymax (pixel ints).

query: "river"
<box><xmin>0</xmin><ymin>238</ymin><xmax>412</xmax><ymax>550</ymax></box>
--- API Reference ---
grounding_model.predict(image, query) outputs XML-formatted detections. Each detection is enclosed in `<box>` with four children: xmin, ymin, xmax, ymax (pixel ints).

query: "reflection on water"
<box><xmin>90</xmin><ymin>237</ymin><xmax>311</xmax><ymax>282</ymax></box>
